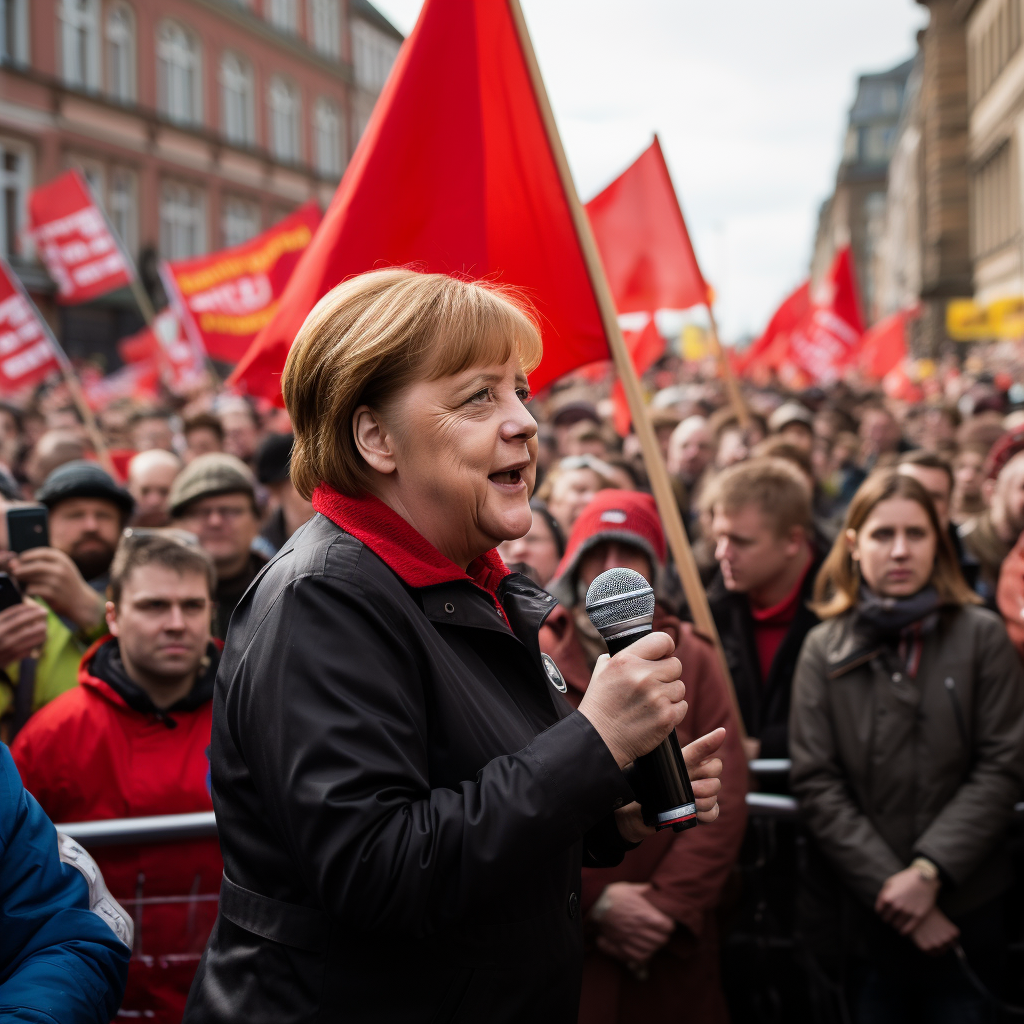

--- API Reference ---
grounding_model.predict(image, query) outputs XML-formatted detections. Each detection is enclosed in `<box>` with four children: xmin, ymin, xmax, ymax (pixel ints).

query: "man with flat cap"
<box><xmin>1</xmin><ymin>461</ymin><xmax>134</xmax><ymax>727</ymax></box>
<box><xmin>169</xmin><ymin>454</ymin><xmax>267</xmax><ymax>639</ymax></box>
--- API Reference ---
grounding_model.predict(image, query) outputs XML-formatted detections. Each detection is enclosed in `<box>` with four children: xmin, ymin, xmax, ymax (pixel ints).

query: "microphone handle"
<box><xmin>606</xmin><ymin>626</ymin><xmax>698</xmax><ymax>833</ymax></box>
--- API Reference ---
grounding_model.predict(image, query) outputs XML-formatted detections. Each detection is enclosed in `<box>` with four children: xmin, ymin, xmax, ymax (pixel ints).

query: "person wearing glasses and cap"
<box><xmin>11</xmin><ymin>531</ymin><xmax>224</xmax><ymax>1024</ymax></box>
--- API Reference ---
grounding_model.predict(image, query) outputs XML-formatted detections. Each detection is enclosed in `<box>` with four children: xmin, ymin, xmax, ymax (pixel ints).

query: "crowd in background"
<box><xmin>2</xmin><ymin>344</ymin><xmax>1024</xmax><ymax>1022</ymax></box>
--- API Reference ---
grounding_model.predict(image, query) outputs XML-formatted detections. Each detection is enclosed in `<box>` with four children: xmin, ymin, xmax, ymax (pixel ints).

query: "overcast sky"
<box><xmin>370</xmin><ymin>0</ymin><xmax>928</xmax><ymax>342</ymax></box>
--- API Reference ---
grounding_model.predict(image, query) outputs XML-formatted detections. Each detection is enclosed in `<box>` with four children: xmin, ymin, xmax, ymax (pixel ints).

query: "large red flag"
<box><xmin>585</xmin><ymin>137</ymin><xmax>709</xmax><ymax>315</ymax></box>
<box><xmin>230</xmin><ymin>0</ymin><xmax>607</xmax><ymax>402</ymax></box>
<box><xmin>739</xmin><ymin>281</ymin><xmax>811</xmax><ymax>381</ymax></box>
<box><xmin>28</xmin><ymin>170</ymin><xmax>134</xmax><ymax>304</ymax></box>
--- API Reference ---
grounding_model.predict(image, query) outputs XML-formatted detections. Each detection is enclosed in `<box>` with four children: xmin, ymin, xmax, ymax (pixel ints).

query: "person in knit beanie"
<box><xmin>540</xmin><ymin>489</ymin><xmax>747</xmax><ymax>1024</ymax></box>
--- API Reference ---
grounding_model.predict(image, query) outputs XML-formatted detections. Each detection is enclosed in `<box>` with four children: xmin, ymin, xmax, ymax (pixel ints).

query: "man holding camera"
<box><xmin>0</xmin><ymin>461</ymin><xmax>133</xmax><ymax>727</ymax></box>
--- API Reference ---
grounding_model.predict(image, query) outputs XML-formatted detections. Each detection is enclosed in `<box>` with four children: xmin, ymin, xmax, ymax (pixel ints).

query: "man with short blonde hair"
<box><xmin>707</xmin><ymin>457</ymin><xmax>821</xmax><ymax>760</ymax></box>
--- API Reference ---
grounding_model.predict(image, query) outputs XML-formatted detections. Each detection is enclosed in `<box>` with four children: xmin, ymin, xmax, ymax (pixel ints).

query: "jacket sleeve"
<box><xmin>227</xmin><ymin>572</ymin><xmax>634</xmax><ymax>938</ymax></box>
<box><xmin>789</xmin><ymin>628</ymin><xmax>904</xmax><ymax>907</ymax></box>
<box><xmin>0</xmin><ymin>743</ymin><xmax>129</xmax><ymax>1024</ymax></box>
<box><xmin>642</xmin><ymin>629</ymin><xmax>748</xmax><ymax>936</ymax></box>
<box><xmin>912</xmin><ymin>612</ymin><xmax>1024</xmax><ymax>884</ymax></box>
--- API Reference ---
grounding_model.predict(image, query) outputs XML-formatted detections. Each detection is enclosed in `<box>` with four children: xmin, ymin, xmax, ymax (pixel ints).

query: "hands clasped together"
<box><xmin>875</xmin><ymin>865</ymin><xmax>956</xmax><ymax>956</ymax></box>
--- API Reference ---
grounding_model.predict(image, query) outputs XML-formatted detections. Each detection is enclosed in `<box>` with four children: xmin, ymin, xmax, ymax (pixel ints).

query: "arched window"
<box><xmin>268</xmin><ymin>75</ymin><xmax>301</xmax><ymax>164</ymax></box>
<box><xmin>106</xmin><ymin>3</ymin><xmax>135</xmax><ymax>103</ymax></box>
<box><xmin>307</xmin><ymin>0</ymin><xmax>339</xmax><ymax>59</ymax></box>
<box><xmin>222</xmin><ymin>196</ymin><xmax>260</xmax><ymax>248</ymax></box>
<box><xmin>220</xmin><ymin>51</ymin><xmax>254</xmax><ymax>146</ymax></box>
<box><xmin>160</xmin><ymin>180</ymin><xmax>205</xmax><ymax>259</ymax></box>
<box><xmin>313</xmin><ymin>97</ymin><xmax>342</xmax><ymax>178</ymax></box>
<box><xmin>60</xmin><ymin>0</ymin><xmax>100</xmax><ymax>90</ymax></box>
<box><xmin>157</xmin><ymin>21</ymin><xmax>202</xmax><ymax>126</ymax></box>
<box><xmin>0</xmin><ymin>0</ymin><xmax>29</xmax><ymax>65</ymax></box>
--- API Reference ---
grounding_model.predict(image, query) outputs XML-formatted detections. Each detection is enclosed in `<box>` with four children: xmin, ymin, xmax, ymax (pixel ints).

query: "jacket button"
<box><xmin>444</xmin><ymin>602</ymin><xmax>455</xmax><ymax>614</ymax></box>
<box><xmin>567</xmin><ymin>892</ymin><xmax>579</xmax><ymax>919</ymax></box>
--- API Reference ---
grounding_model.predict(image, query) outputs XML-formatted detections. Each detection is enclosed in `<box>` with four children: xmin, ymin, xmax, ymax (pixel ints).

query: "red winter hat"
<box><xmin>546</xmin><ymin>490</ymin><xmax>666</xmax><ymax>608</ymax></box>
<box><xmin>984</xmin><ymin>427</ymin><xmax>1024</xmax><ymax>481</ymax></box>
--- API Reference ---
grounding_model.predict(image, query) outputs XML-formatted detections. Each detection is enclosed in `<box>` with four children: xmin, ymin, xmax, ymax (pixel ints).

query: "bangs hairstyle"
<box><xmin>811</xmin><ymin>469</ymin><xmax>978</xmax><ymax>619</ymax></box>
<box><xmin>108</xmin><ymin>533</ymin><xmax>216</xmax><ymax>607</ymax></box>
<box><xmin>283</xmin><ymin>269</ymin><xmax>543</xmax><ymax>499</ymax></box>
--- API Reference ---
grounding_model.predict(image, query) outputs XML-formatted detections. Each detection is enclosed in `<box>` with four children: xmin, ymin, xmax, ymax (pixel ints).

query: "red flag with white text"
<box><xmin>229</xmin><ymin>0</ymin><xmax>609</xmax><ymax>403</ymax></box>
<box><xmin>163</xmin><ymin>202</ymin><xmax>321</xmax><ymax>364</ymax></box>
<box><xmin>0</xmin><ymin>258</ymin><xmax>64</xmax><ymax>392</ymax></box>
<box><xmin>28</xmin><ymin>170</ymin><xmax>134</xmax><ymax>304</ymax></box>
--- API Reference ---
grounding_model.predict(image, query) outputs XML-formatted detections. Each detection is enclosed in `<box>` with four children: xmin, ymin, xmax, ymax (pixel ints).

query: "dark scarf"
<box><xmin>855</xmin><ymin>585</ymin><xmax>942</xmax><ymax>678</ymax></box>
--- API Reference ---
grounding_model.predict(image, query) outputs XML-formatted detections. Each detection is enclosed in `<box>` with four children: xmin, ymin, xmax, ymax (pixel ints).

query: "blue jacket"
<box><xmin>0</xmin><ymin>742</ymin><xmax>130</xmax><ymax>1023</ymax></box>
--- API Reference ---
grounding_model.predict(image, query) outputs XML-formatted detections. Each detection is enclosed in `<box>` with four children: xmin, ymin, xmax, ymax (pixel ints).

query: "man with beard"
<box><xmin>1</xmin><ymin>462</ymin><xmax>133</xmax><ymax>721</ymax></box>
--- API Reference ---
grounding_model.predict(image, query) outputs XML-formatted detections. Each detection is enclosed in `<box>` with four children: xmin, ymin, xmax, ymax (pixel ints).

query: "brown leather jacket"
<box><xmin>790</xmin><ymin>603</ymin><xmax>1024</xmax><ymax>919</ymax></box>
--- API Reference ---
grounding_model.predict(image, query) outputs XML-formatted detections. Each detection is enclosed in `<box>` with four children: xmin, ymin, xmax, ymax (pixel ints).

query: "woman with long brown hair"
<box><xmin>790</xmin><ymin>469</ymin><xmax>1024</xmax><ymax>1022</ymax></box>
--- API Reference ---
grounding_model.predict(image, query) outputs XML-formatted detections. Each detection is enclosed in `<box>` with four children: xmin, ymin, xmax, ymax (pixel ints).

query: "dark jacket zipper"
<box><xmin>944</xmin><ymin>676</ymin><xmax>969</xmax><ymax>747</ymax></box>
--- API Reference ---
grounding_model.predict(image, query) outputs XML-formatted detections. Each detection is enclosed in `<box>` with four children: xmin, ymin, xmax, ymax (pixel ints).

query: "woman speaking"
<box><xmin>184</xmin><ymin>269</ymin><xmax>724</xmax><ymax>1023</ymax></box>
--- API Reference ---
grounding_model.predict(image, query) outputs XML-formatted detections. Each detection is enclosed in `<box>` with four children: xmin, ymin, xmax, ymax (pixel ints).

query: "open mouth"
<box><xmin>489</xmin><ymin>467</ymin><xmax>525</xmax><ymax>487</ymax></box>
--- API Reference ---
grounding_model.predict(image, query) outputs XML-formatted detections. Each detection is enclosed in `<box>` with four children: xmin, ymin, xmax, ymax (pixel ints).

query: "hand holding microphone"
<box><xmin>577</xmin><ymin>568</ymin><xmax>701</xmax><ymax>832</ymax></box>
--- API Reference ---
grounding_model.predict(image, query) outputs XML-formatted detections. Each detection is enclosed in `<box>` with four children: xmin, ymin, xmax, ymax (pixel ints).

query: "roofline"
<box><xmin>350</xmin><ymin>0</ymin><xmax>405</xmax><ymax>42</ymax></box>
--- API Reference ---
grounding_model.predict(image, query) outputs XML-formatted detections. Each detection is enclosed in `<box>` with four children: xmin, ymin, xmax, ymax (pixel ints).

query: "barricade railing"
<box><xmin>52</xmin><ymin>766</ymin><xmax>1024</xmax><ymax>845</ymax></box>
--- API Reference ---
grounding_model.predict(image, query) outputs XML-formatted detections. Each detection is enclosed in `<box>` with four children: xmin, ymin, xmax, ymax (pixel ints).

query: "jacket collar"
<box><xmin>312</xmin><ymin>483</ymin><xmax>511</xmax><ymax>597</ymax></box>
<box><xmin>79</xmin><ymin>635</ymin><xmax>221</xmax><ymax>723</ymax></box>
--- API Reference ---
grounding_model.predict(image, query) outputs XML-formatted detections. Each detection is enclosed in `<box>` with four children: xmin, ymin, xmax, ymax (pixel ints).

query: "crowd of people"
<box><xmin>2</xmin><ymin>343</ymin><xmax>1024</xmax><ymax>1022</ymax></box>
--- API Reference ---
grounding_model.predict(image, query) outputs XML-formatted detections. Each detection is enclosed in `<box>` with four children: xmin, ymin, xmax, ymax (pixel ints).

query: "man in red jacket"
<box><xmin>12</xmin><ymin>530</ymin><xmax>222</xmax><ymax>1024</ymax></box>
<box><xmin>540</xmin><ymin>490</ymin><xmax>747</xmax><ymax>1024</ymax></box>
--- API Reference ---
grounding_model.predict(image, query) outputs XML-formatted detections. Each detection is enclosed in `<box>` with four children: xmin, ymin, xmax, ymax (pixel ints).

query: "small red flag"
<box><xmin>585</xmin><ymin>137</ymin><xmax>709</xmax><ymax>314</ymax></box>
<box><xmin>164</xmin><ymin>201</ymin><xmax>321</xmax><ymax>364</ymax></box>
<box><xmin>229</xmin><ymin>0</ymin><xmax>608</xmax><ymax>403</ymax></box>
<box><xmin>858</xmin><ymin>307</ymin><xmax>916</xmax><ymax>381</ymax></box>
<box><xmin>28</xmin><ymin>170</ymin><xmax>134</xmax><ymax>304</ymax></box>
<box><xmin>0</xmin><ymin>258</ymin><xmax>63</xmax><ymax>392</ymax></box>
<box><xmin>739</xmin><ymin>281</ymin><xmax>811</xmax><ymax>381</ymax></box>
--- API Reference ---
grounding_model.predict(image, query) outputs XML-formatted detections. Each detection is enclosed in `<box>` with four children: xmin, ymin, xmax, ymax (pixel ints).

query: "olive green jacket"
<box><xmin>790</xmin><ymin>604</ymin><xmax>1024</xmax><ymax>918</ymax></box>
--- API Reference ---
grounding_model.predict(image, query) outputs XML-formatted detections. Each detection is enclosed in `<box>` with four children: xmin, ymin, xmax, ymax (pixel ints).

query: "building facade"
<box><xmin>811</xmin><ymin>58</ymin><xmax>915</xmax><ymax>324</ymax></box>
<box><xmin>0</xmin><ymin>0</ymin><xmax>401</xmax><ymax>366</ymax></box>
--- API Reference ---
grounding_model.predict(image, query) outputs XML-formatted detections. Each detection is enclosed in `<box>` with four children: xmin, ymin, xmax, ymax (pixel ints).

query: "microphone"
<box><xmin>586</xmin><ymin>568</ymin><xmax>697</xmax><ymax>832</ymax></box>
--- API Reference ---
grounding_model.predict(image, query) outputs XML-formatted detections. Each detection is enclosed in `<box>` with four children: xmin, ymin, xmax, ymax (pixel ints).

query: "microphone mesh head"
<box><xmin>585</xmin><ymin>567</ymin><xmax>655</xmax><ymax>633</ymax></box>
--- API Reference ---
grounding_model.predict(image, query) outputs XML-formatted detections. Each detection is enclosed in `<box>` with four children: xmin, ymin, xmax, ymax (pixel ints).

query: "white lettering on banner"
<box><xmin>3</xmin><ymin>338</ymin><xmax>53</xmax><ymax>379</ymax></box>
<box><xmin>72</xmin><ymin>251</ymin><xmax>128</xmax><ymax>287</ymax></box>
<box><xmin>34</xmin><ymin>206</ymin><xmax>106</xmax><ymax>244</ymax></box>
<box><xmin>16</xmin><ymin>318</ymin><xmax>41</xmax><ymax>341</ymax></box>
<box><xmin>0</xmin><ymin>332</ymin><xmax>19</xmax><ymax>355</ymax></box>
<box><xmin>0</xmin><ymin>294</ymin><xmax>30</xmax><ymax>325</ymax></box>
<box><xmin>187</xmin><ymin>274</ymin><xmax>274</xmax><ymax>316</ymax></box>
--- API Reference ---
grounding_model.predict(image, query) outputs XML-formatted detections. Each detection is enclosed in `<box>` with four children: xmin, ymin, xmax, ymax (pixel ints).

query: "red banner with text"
<box><xmin>0</xmin><ymin>258</ymin><xmax>63</xmax><ymax>392</ymax></box>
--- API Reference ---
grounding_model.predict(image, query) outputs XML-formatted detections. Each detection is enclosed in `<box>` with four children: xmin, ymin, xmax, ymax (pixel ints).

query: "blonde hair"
<box><xmin>704</xmin><ymin>456</ymin><xmax>812</xmax><ymax>537</ymax></box>
<box><xmin>283</xmin><ymin>269</ymin><xmax>543</xmax><ymax>498</ymax></box>
<box><xmin>811</xmin><ymin>469</ymin><xmax>979</xmax><ymax>618</ymax></box>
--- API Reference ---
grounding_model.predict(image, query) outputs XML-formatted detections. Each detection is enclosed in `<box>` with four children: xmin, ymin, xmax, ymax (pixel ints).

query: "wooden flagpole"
<box><xmin>507</xmin><ymin>0</ymin><xmax>746</xmax><ymax>737</ymax></box>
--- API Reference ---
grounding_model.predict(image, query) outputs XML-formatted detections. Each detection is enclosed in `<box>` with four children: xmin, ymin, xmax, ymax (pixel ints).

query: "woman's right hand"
<box><xmin>577</xmin><ymin>632</ymin><xmax>685</xmax><ymax>769</ymax></box>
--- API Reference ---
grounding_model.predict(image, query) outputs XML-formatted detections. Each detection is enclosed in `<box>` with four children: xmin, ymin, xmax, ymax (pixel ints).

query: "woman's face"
<box><xmin>848</xmin><ymin>497</ymin><xmax>937</xmax><ymax>598</ymax></box>
<box><xmin>547</xmin><ymin>468</ymin><xmax>603</xmax><ymax>532</ymax></box>
<box><xmin>364</xmin><ymin>356</ymin><xmax>537</xmax><ymax>569</ymax></box>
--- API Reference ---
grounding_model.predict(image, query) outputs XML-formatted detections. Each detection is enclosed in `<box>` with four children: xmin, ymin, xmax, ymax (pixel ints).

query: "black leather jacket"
<box><xmin>184</xmin><ymin>514</ymin><xmax>634</xmax><ymax>1024</ymax></box>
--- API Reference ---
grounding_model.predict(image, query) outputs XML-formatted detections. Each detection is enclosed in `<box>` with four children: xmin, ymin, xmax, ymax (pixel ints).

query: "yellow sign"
<box><xmin>946</xmin><ymin>299</ymin><xmax>992</xmax><ymax>340</ymax></box>
<box><xmin>989</xmin><ymin>296</ymin><xmax>1024</xmax><ymax>339</ymax></box>
<box><xmin>681</xmin><ymin>324</ymin><xmax>709</xmax><ymax>361</ymax></box>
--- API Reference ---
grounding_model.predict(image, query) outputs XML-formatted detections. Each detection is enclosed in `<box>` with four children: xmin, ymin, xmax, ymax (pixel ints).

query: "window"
<box><xmin>109</xmin><ymin>168</ymin><xmax>137</xmax><ymax>256</ymax></box>
<box><xmin>0</xmin><ymin>141</ymin><xmax>29</xmax><ymax>259</ymax></box>
<box><xmin>220</xmin><ymin>51</ymin><xmax>255</xmax><ymax>146</ymax></box>
<box><xmin>60</xmin><ymin>0</ymin><xmax>100</xmax><ymax>90</ymax></box>
<box><xmin>266</xmin><ymin>0</ymin><xmax>298</xmax><ymax>33</ymax></box>
<box><xmin>268</xmin><ymin>75</ymin><xmax>301</xmax><ymax>164</ymax></box>
<box><xmin>106</xmin><ymin>4</ymin><xmax>135</xmax><ymax>102</ymax></box>
<box><xmin>160</xmin><ymin>181</ymin><xmax>205</xmax><ymax>259</ymax></box>
<box><xmin>0</xmin><ymin>0</ymin><xmax>29</xmax><ymax>65</ymax></box>
<box><xmin>307</xmin><ymin>0</ymin><xmax>340</xmax><ymax>59</ymax></box>
<box><xmin>972</xmin><ymin>142</ymin><xmax>1019</xmax><ymax>257</ymax></box>
<box><xmin>352</xmin><ymin>20</ymin><xmax>400</xmax><ymax>93</ymax></box>
<box><xmin>222</xmin><ymin>196</ymin><xmax>260</xmax><ymax>248</ymax></box>
<box><xmin>313</xmin><ymin>97</ymin><xmax>342</xmax><ymax>177</ymax></box>
<box><xmin>970</xmin><ymin>0</ymin><xmax>1023</xmax><ymax>105</ymax></box>
<box><xmin>157</xmin><ymin>21</ymin><xmax>202</xmax><ymax>126</ymax></box>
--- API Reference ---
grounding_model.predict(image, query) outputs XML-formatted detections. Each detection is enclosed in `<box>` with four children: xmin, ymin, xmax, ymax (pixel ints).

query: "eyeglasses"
<box><xmin>177</xmin><ymin>505</ymin><xmax>251</xmax><ymax>523</ymax></box>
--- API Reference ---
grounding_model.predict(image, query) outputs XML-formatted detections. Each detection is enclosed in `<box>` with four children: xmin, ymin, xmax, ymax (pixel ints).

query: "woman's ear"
<box><xmin>845</xmin><ymin>528</ymin><xmax>859</xmax><ymax>561</ymax></box>
<box><xmin>353</xmin><ymin>405</ymin><xmax>397</xmax><ymax>476</ymax></box>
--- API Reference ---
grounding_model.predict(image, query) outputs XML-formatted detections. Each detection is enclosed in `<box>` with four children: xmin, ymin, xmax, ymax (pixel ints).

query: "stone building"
<box><xmin>0</xmin><ymin>0</ymin><xmax>401</xmax><ymax>367</ymax></box>
<box><xmin>811</xmin><ymin>58</ymin><xmax>915</xmax><ymax>324</ymax></box>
